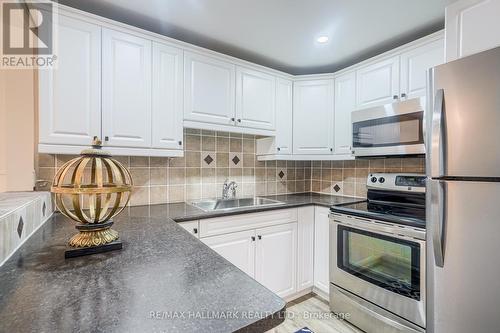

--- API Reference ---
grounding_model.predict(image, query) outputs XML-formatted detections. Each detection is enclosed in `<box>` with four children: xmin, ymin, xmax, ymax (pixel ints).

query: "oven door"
<box><xmin>351</xmin><ymin>98</ymin><xmax>425</xmax><ymax>157</ymax></box>
<box><xmin>330</xmin><ymin>214</ymin><xmax>426</xmax><ymax>328</ymax></box>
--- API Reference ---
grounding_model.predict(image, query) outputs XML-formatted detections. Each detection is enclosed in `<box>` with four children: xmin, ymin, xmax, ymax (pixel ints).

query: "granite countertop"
<box><xmin>0</xmin><ymin>192</ymin><xmax>364</xmax><ymax>333</ymax></box>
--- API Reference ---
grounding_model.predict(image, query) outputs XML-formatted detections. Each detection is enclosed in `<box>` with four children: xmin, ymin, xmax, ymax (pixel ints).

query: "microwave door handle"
<box><xmin>431</xmin><ymin>180</ymin><xmax>446</xmax><ymax>267</ymax></box>
<box><xmin>431</xmin><ymin>88</ymin><xmax>446</xmax><ymax>177</ymax></box>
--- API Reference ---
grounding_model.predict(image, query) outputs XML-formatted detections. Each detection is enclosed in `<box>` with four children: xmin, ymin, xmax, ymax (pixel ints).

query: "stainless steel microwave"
<box><xmin>351</xmin><ymin>98</ymin><xmax>425</xmax><ymax>157</ymax></box>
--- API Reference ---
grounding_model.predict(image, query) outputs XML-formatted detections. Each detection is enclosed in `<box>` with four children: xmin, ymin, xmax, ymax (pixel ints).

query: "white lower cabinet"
<box><xmin>255</xmin><ymin>223</ymin><xmax>297</xmax><ymax>298</ymax></box>
<box><xmin>201</xmin><ymin>229</ymin><xmax>256</xmax><ymax>277</ymax></box>
<box><xmin>297</xmin><ymin>206</ymin><xmax>315</xmax><ymax>290</ymax></box>
<box><xmin>314</xmin><ymin>206</ymin><xmax>330</xmax><ymax>297</ymax></box>
<box><xmin>178</xmin><ymin>220</ymin><xmax>200</xmax><ymax>238</ymax></box>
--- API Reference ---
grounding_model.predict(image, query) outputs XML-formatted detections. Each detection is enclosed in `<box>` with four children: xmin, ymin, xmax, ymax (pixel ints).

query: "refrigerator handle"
<box><xmin>431</xmin><ymin>180</ymin><xmax>446</xmax><ymax>267</ymax></box>
<box><xmin>431</xmin><ymin>89</ymin><xmax>446</xmax><ymax>177</ymax></box>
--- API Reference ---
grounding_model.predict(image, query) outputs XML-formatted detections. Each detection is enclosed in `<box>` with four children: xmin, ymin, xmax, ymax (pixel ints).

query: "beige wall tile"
<box><xmin>150</xmin><ymin>168</ymin><xmax>167</xmax><ymax>185</ymax></box>
<box><xmin>168</xmin><ymin>185</ymin><xmax>185</xmax><ymax>203</ymax></box>
<box><xmin>130</xmin><ymin>156</ymin><xmax>149</xmax><ymax>167</ymax></box>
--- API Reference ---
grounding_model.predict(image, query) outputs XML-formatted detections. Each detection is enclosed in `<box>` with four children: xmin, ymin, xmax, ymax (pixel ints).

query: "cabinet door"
<box><xmin>152</xmin><ymin>42</ymin><xmax>183</xmax><ymax>150</ymax></box>
<box><xmin>235</xmin><ymin>67</ymin><xmax>276</xmax><ymax>130</ymax></box>
<box><xmin>445</xmin><ymin>0</ymin><xmax>500</xmax><ymax>62</ymax></box>
<box><xmin>275</xmin><ymin>78</ymin><xmax>293</xmax><ymax>154</ymax></box>
<box><xmin>293</xmin><ymin>80</ymin><xmax>334</xmax><ymax>155</ymax></box>
<box><xmin>297</xmin><ymin>206</ymin><xmax>314</xmax><ymax>291</ymax></box>
<box><xmin>356</xmin><ymin>56</ymin><xmax>400</xmax><ymax>109</ymax></box>
<box><xmin>334</xmin><ymin>72</ymin><xmax>356</xmax><ymax>155</ymax></box>
<box><xmin>184</xmin><ymin>52</ymin><xmax>236</xmax><ymax>126</ymax></box>
<box><xmin>255</xmin><ymin>223</ymin><xmax>297</xmax><ymax>298</ymax></box>
<box><xmin>400</xmin><ymin>39</ymin><xmax>444</xmax><ymax>99</ymax></box>
<box><xmin>39</xmin><ymin>15</ymin><xmax>101</xmax><ymax>146</ymax></box>
<box><xmin>102</xmin><ymin>29</ymin><xmax>152</xmax><ymax>148</ymax></box>
<box><xmin>178</xmin><ymin>220</ymin><xmax>199</xmax><ymax>238</ymax></box>
<box><xmin>201</xmin><ymin>230</ymin><xmax>256</xmax><ymax>278</ymax></box>
<box><xmin>314</xmin><ymin>206</ymin><xmax>330</xmax><ymax>296</ymax></box>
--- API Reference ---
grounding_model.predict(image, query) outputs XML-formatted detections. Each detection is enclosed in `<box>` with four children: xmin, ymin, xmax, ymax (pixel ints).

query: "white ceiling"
<box><xmin>58</xmin><ymin>0</ymin><xmax>457</xmax><ymax>75</ymax></box>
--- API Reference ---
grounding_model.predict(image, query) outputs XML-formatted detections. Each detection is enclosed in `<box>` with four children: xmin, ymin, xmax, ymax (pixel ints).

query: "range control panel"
<box><xmin>367</xmin><ymin>173</ymin><xmax>426</xmax><ymax>193</ymax></box>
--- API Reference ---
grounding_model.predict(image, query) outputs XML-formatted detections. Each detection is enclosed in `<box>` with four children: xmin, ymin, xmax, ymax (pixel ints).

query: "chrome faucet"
<box><xmin>222</xmin><ymin>179</ymin><xmax>238</xmax><ymax>199</ymax></box>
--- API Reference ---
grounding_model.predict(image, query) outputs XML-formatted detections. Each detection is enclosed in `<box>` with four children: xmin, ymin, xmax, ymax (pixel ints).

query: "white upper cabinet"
<box><xmin>334</xmin><ymin>72</ymin><xmax>356</xmax><ymax>155</ymax></box>
<box><xmin>152</xmin><ymin>42</ymin><xmax>183</xmax><ymax>150</ymax></box>
<box><xmin>255</xmin><ymin>223</ymin><xmax>297</xmax><ymax>298</ymax></box>
<box><xmin>293</xmin><ymin>79</ymin><xmax>335</xmax><ymax>155</ymax></box>
<box><xmin>275</xmin><ymin>78</ymin><xmax>293</xmax><ymax>154</ymax></box>
<box><xmin>102</xmin><ymin>28</ymin><xmax>152</xmax><ymax>148</ymax></box>
<box><xmin>400</xmin><ymin>39</ymin><xmax>444</xmax><ymax>99</ymax></box>
<box><xmin>445</xmin><ymin>0</ymin><xmax>500</xmax><ymax>62</ymax></box>
<box><xmin>39</xmin><ymin>15</ymin><xmax>101</xmax><ymax>146</ymax></box>
<box><xmin>236</xmin><ymin>67</ymin><xmax>276</xmax><ymax>130</ymax></box>
<box><xmin>356</xmin><ymin>56</ymin><xmax>400</xmax><ymax>109</ymax></box>
<box><xmin>184</xmin><ymin>52</ymin><xmax>236</xmax><ymax>126</ymax></box>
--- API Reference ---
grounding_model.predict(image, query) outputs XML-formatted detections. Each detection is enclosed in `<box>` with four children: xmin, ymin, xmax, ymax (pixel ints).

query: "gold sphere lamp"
<box><xmin>51</xmin><ymin>138</ymin><xmax>133</xmax><ymax>258</ymax></box>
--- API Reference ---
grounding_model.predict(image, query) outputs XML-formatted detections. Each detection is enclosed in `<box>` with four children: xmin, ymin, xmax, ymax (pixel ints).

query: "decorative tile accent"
<box><xmin>333</xmin><ymin>184</ymin><xmax>341</xmax><ymax>192</ymax></box>
<box><xmin>203</xmin><ymin>154</ymin><xmax>214</xmax><ymax>166</ymax></box>
<box><xmin>17</xmin><ymin>216</ymin><xmax>24</xmax><ymax>238</ymax></box>
<box><xmin>232</xmin><ymin>155</ymin><xmax>240</xmax><ymax>165</ymax></box>
<box><xmin>278</xmin><ymin>170</ymin><xmax>285</xmax><ymax>179</ymax></box>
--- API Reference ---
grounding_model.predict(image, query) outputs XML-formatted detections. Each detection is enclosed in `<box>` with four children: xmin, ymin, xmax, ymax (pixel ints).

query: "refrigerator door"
<box><xmin>427</xmin><ymin>179</ymin><xmax>500</xmax><ymax>333</ymax></box>
<box><xmin>428</xmin><ymin>46</ymin><xmax>500</xmax><ymax>178</ymax></box>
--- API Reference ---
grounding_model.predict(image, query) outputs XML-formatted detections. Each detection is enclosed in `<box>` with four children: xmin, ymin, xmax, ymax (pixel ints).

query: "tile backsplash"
<box><xmin>37</xmin><ymin>129</ymin><xmax>425</xmax><ymax>206</ymax></box>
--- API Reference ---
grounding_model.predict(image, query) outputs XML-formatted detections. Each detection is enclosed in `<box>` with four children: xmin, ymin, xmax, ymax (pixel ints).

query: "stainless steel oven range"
<box><xmin>329</xmin><ymin>173</ymin><xmax>426</xmax><ymax>333</ymax></box>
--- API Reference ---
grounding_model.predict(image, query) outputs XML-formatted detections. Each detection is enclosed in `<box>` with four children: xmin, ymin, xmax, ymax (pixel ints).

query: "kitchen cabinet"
<box><xmin>314</xmin><ymin>206</ymin><xmax>330</xmax><ymax>297</ymax></box>
<box><xmin>255</xmin><ymin>223</ymin><xmax>297</xmax><ymax>298</ymax></box>
<box><xmin>400</xmin><ymin>39</ymin><xmax>444</xmax><ymax>99</ymax></box>
<box><xmin>297</xmin><ymin>206</ymin><xmax>315</xmax><ymax>291</ymax></box>
<box><xmin>334</xmin><ymin>72</ymin><xmax>356</xmax><ymax>155</ymax></box>
<box><xmin>201</xmin><ymin>230</ymin><xmax>256</xmax><ymax>277</ymax></box>
<box><xmin>293</xmin><ymin>79</ymin><xmax>334</xmax><ymax>155</ymax></box>
<box><xmin>39</xmin><ymin>15</ymin><xmax>101</xmax><ymax>146</ymax></box>
<box><xmin>178</xmin><ymin>220</ymin><xmax>199</xmax><ymax>238</ymax></box>
<box><xmin>102</xmin><ymin>28</ymin><xmax>152</xmax><ymax>148</ymax></box>
<box><xmin>236</xmin><ymin>67</ymin><xmax>276</xmax><ymax>131</ymax></box>
<box><xmin>152</xmin><ymin>42</ymin><xmax>184</xmax><ymax>150</ymax></box>
<box><xmin>445</xmin><ymin>0</ymin><xmax>500</xmax><ymax>62</ymax></box>
<box><xmin>184</xmin><ymin>51</ymin><xmax>236</xmax><ymax>126</ymax></box>
<box><xmin>356</xmin><ymin>56</ymin><xmax>400</xmax><ymax>109</ymax></box>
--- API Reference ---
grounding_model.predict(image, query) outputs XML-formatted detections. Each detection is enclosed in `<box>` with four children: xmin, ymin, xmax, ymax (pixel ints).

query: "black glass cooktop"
<box><xmin>331</xmin><ymin>199</ymin><xmax>426</xmax><ymax>229</ymax></box>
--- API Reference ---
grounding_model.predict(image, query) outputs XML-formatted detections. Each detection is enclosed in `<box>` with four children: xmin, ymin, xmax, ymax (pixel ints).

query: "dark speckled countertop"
<box><xmin>0</xmin><ymin>193</ymin><xmax>364</xmax><ymax>333</ymax></box>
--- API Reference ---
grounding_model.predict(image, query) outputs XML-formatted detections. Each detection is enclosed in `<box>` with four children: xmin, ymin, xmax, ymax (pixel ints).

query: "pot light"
<box><xmin>316</xmin><ymin>35</ymin><xmax>329</xmax><ymax>44</ymax></box>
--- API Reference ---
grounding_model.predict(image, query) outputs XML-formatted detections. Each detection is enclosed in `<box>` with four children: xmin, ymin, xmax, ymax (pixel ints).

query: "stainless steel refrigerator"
<box><xmin>427</xmin><ymin>46</ymin><xmax>500</xmax><ymax>333</ymax></box>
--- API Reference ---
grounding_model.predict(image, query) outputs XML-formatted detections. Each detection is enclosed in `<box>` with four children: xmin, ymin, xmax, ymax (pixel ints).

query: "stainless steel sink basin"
<box><xmin>190</xmin><ymin>197</ymin><xmax>285</xmax><ymax>212</ymax></box>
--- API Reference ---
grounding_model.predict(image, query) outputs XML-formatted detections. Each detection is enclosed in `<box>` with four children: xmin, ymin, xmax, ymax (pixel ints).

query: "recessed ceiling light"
<box><xmin>316</xmin><ymin>36</ymin><xmax>329</xmax><ymax>44</ymax></box>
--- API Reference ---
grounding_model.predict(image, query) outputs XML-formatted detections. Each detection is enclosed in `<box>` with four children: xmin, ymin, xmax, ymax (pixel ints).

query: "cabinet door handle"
<box><xmin>277</xmin><ymin>147</ymin><xmax>281</xmax><ymax>151</ymax></box>
<box><xmin>393</xmin><ymin>95</ymin><xmax>399</xmax><ymax>100</ymax></box>
<box><xmin>178</xmin><ymin>140</ymin><xmax>182</xmax><ymax>146</ymax></box>
<box><xmin>258</xmin><ymin>235</ymin><xmax>262</xmax><ymax>240</ymax></box>
<box><xmin>237</xmin><ymin>119</ymin><xmax>241</xmax><ymax>123</ymax></box>
<box><xmin>401</xmin><ymin>93</ymin><xmax>407</xmax><ymax>98</ymax></box>
<box><xmin>193</xmin><ymin>228</ymin><xmax>198</xmax><ymax>234</ymax></box>
<box><xmin>231</xmin><ymin>117</ymin><xmax>235</xmax><ymax>122</ymax></box>
<box><xmin>104</xmin><ymin>136</ymin><xmax>109</xmax><ymax>142</ymax></box>
<box><xmin>251</xmin><ymin>236</ymin><xmax>256</xmax><ymax>241</ymax></box>
<box><xmin>330</xmin><ymin>148</ymin><xmax>333</xmax><ymax>152</ymax></box>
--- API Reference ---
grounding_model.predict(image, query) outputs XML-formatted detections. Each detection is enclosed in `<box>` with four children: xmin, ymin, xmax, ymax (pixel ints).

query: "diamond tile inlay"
<box><xmin>333</xmin><ymin>184</ymin><xmax>341</xmax><ymax>192</ymax></box>
<box><xmin>17</xmin><ymin>216</ymin><xmax>24</xmax><ymax>238</ymax></box>
<box><xmin>278</xmin><ymin>170</ymin><xmax>285</xmax><ymax>179</ymax></box>
<box><xmin>204</xmin><ymin>155</ymin><xmax>214</xmax><ymax>165</ymax></box>
<box><xmin>232</xmin><ymin>156</ymin><xmax>240</xmax><ymax>165</ymax></box>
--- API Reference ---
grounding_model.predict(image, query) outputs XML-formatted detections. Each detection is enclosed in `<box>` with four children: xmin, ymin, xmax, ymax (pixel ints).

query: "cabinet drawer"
<box><xmin>199</xmin><ymin>208</ymin><xmax>297</xmax><ymax>238</ymax></box>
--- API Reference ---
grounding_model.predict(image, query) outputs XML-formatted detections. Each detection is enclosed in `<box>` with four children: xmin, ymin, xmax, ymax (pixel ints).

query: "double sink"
<box><xmin>190</xmin><ymin>197</ymin><xmax>285</xmax><ymax>212</ymax></box>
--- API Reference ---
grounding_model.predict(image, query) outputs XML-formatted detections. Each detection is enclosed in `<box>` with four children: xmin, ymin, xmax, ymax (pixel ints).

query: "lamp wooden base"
<box><xmin>65</xmin><ymin>240</ymin><xmax>122</xmax><ymax>258</ymax></box>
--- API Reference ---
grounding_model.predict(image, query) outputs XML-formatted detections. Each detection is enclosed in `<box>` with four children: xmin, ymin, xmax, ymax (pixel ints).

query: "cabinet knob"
<box><xmin>237</xmin><ymin>119</ymin><xmax>241</xmax><ymax>123</ymax></box>
<box><xmin>104</xmin><ymin>136</ymin><xmax>109</xmax><ymax>142</ymax></box>
<box><xmin>178</xmin><ymin>140</ymin><xmax>182</xmax><ymax>146</ymax></box>
<box><xmin>277</xmin><ymin>147</ymin><xmax>281</xmax><ymax>151</ymax></box>
<box><xmin>401</xmin><ymin>93</ymin><xmax>407</xmax><ymax>98</ymax></box>
<box><xmin>258</xmin><ymin>235</ymin><xmax>262</xmax><ymax>240</ymax></box>
<box><xmin>231</xmin><ymin>117</ymin><xmax>235</xmax><ymax>122</ymax></box>
<box><xmin>330</xmin><ymin>148</ymin><xmax>333</xmax><ymax>152</ymax></box>
<box><xmin>393</xmin><ymin>95</ymin><xmax>399</xmax><ymax>100</ymax></box>
<box><xmin>193</xmin><ymin>228</ymin><xmax>198</xmax><ymax>234</ymax></box>
<box><xmin>251</xmin><ymin>236</ymin><xmax>256</xmax><ymax>241</ymax></box>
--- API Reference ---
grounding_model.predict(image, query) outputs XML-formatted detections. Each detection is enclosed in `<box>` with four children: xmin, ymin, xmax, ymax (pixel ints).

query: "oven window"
<box><xmin>337</xmin><ymin>225</ymin><xmax>421</xmax><ymax>300</ymax></box>
<box><xmin>352</xmin><ymin>112</ymin><xmax>423</xmax><ymax>148</ymax></box>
